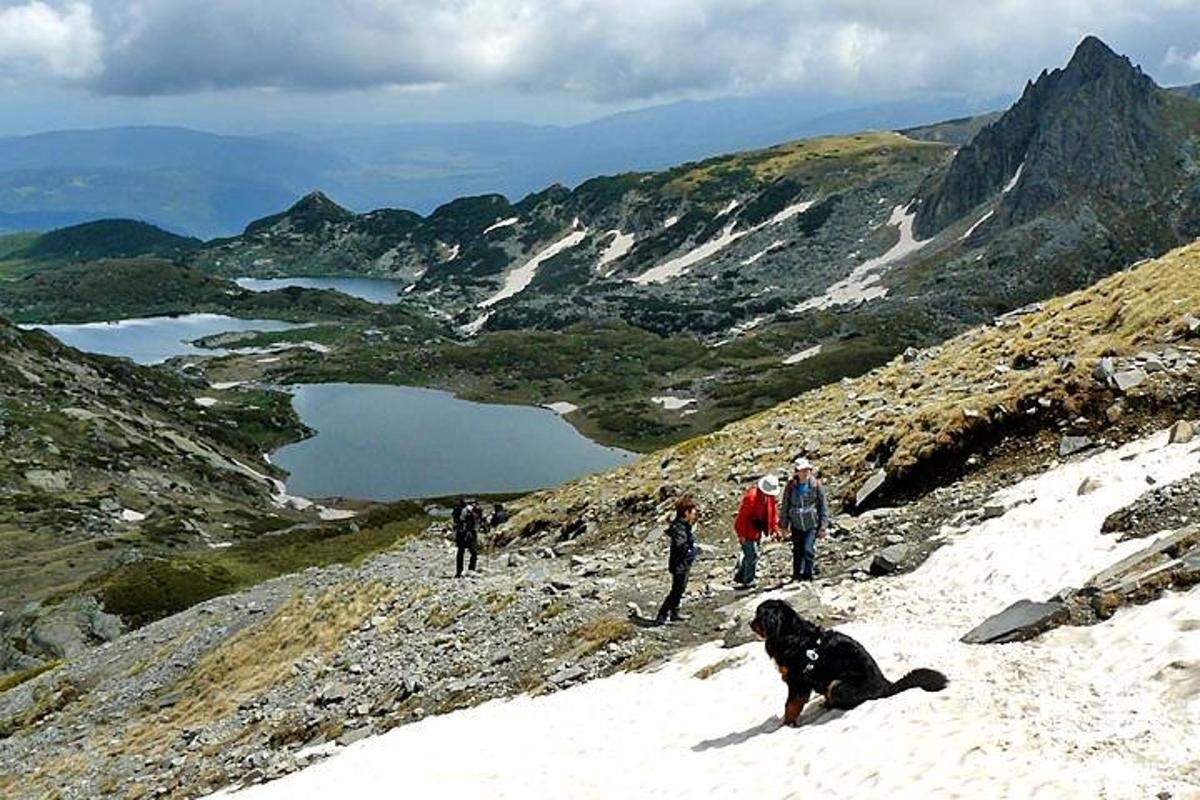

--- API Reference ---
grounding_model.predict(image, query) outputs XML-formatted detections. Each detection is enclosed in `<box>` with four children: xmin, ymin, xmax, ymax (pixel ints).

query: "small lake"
<box><xmin>235</xmin><ymin>276</ymin><xmax>409</xmax><ymax>305</ymax></box>
<box><xmin>27</xmin><ymin>314</ymin><xmax>306</xmax><ymax>365</ymax></box>
<box><xmin>271</xmin><ymin>383</ymin><xmax>637</xmax><ymax>501</ymax></box>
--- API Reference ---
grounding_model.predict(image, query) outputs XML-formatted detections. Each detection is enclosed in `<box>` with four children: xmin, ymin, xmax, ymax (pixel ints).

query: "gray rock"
<box><xmin>1059</xmin><ymin>436</ymin><xmax>1093</xmax><ymax>457</ymax></box>
<box><xmin>1111</xmin><ymin>369</ymin><xmax>1148</xmax><ymax>393</ymax></box>
<box><xmin>1169</xmin><ymin>420</ymin><xmax>1195</xmax><ymax>445</ymax></box>
<box><xmin>316</xmin><ymin>681</ymin><xmax>350</xmax><ymax>705</ymax></box>
<box><xmin>870</xmin><ymin>544</ymin><xmax>911</xmax><ymax>576</ymax></box>
<box><xmin>549</xmin><ymin>665</ymin><xmax>586</xmax><ymax>685</ymax></box>
<box><xmin>855</xmin><ymin>469</ymin><xmax>888</xmax><ymax>509</ymax></box>
<box><xmin>961</xmin><ymin>600</ymin><xmax>1069</xmax><ymax>644</ymax></box>
<box><xmin>1092</xmin><ymin>357</ymin><xmax>1116</xmax><ymax>384</ymax></box>
<box><xmin>338</xmin><ymin>727</ymin><xmax>373</xmax><ymax>747</ymax></box>
<box><xmin>1077</xmin><ymin>477</ymin><xmax>1103</xmax><ymax>496</ymax></box>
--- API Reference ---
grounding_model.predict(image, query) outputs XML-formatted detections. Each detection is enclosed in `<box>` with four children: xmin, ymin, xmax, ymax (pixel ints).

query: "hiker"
<box><xmin>781</xmin><ymin>457</ymin><xmax>829</xmax><ymax>582</ymax></box>
<box><xmin>733</xmin><ymin>474</ymin><xmax>781</xmax><ymax>589</ymax></box>
<box><xmin>656</xmin><ymin>495</ymin><xmax>701</xmax><ymax>624</ymax></box>
<box><xmin>453</xmin><ymin>497</ymin><xmax>485</xmax><ymax>577</ymax></box>
<box><xmin>489</xmin><ymin>503</ymin><xmax>509</xmax><ymax>528</ymax></box>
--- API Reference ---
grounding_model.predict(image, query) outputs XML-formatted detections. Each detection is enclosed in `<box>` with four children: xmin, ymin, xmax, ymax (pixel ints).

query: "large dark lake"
<box><xmin>271</xmin><ymin>384</ymin><xmax>635</xmax><ymax>500</ymax></box>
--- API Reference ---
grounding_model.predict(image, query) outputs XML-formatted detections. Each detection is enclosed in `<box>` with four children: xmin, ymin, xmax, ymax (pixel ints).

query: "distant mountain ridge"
<box><xmin>0</xmin><ymin>94</ymin><xmax>999</xmax><ymax>237</ymax></box>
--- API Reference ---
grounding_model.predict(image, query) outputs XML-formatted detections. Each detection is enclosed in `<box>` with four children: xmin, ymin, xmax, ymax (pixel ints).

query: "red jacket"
<box><xmin>734</xmin><ymin>487</ymin><xmax>780</xmax><ymax>542</ymax></box>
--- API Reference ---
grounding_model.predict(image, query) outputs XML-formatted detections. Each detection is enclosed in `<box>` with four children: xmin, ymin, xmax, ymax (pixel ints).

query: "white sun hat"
<box><xmin>792</xmin><ymin>457</ymin><xmax>813</xmax><ymax>471</ymax></box>
<box><xmin>757</xmin><ymin>474</ymin><xmax>781</xmax><ymax>495</ymax></box>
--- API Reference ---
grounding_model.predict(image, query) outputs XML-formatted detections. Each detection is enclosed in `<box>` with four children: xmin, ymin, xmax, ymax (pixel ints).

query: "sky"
<box><xmin>0</xmin><ymin>0</ymin><xmax>1198</xmax><ymax>135</ymax></box>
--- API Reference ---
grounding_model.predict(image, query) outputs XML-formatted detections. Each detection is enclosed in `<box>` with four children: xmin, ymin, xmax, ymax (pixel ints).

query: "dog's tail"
<box><xmin>885</xmin><ymin>668</ymin><xmax>948</xmax><ymax>696</ymax></box>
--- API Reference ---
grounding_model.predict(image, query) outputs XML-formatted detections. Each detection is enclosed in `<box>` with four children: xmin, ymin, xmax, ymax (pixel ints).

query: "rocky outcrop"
<box><xmin>915</xmin><ymin>36</ymin><xmax>1188</xmax><ymax>239</ymax></box>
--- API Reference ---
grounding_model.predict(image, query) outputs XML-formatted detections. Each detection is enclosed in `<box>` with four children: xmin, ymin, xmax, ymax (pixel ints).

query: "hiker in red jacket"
<box><xmin>733</xmin><ymin>474</ymin><xmax>781</xmax><ymax>589</ymax></box>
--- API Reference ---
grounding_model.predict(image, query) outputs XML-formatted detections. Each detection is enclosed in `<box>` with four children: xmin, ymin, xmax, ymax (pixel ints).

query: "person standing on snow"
<box><xmin>733</xmin><ymin>474</ymin><xmax>781</xmax><ymax>589</ymax></box>
<box><xmin>781</xmin><ymin>458</ymin><xmax>829</xmax><ymax>582</ymax></box>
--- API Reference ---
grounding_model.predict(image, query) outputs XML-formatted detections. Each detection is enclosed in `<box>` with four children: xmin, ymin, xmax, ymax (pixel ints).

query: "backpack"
<box><xmin>787</xmin><ymin>482</ymin><xmax>821</xmax><ymax>532</ymax></box>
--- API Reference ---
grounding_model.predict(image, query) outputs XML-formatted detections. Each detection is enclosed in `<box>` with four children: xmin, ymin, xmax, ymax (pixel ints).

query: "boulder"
<box><xmin>870</xmin><ymin>544</ymin><xmax>911</xmax><ymax>576</ymax></box>
<box><xmin>855</xmin><ymin>469</ymin><xmax>888</xmax><ymax>509</ymax></box>
<box><xmin>1059</xmin><ymin>436</ymin><xmax>1093</xmax><ymax>457</ymax></box>
<box><xmin>1092</xmin><ymin>357</ymin><xmax>1116</xmax><ymax>385</ymax></box>
<box><xmin>1111</xmin><ymin>369</ymin><xmax>1148</xmax><ymax>393</ymax></box>
<box><xmin>961</xmin><ymin>600</ymin><xmax>1069</xmax><ymax>644</ymax></box>
<box><xmin>1168</xmin><ymin>420</ymin><xmax>1195</xmax><ymax>445</ymax></box>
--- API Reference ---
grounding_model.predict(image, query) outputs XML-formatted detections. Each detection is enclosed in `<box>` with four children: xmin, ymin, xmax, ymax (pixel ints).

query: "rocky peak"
<box><xmin>245</xmin><ymin>190</ymin><xmax>355</xmax><ymax>236</ymax></box>
<box><xmin>914</xmin><ymin>36</ymin><xmax>1170</xmax><ymax>239</ymax></box>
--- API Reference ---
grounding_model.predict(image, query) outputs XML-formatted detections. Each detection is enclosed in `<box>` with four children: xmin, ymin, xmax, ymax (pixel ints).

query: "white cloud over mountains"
<box><xmin>0</xmin><ymin>0</ymin><xmax>1197</xmax><ymax>99</ymax></box>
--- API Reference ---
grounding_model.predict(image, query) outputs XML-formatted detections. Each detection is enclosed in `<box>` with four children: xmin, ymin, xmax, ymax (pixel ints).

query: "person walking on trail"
<box><xmin>453</xmin><ymin>497</ymin><xmax>485</xmax><ymax>578</ymax></box>
<box><xmin>733</xmin><ymin>474</ymin><xmax>781</xmax><ymax>589</ymax></box>
<box><xmin>781</xmin><ymin>458</ymin><xmax>829</xmax><ymax>582</ymax></box>
<box><xmin>656</xmin><ymin>495</ymin><xmax>701</xmax><ymax>625</ymax></box>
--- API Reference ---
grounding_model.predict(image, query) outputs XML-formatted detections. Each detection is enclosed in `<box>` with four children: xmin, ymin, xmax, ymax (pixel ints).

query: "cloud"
<box><xmin>1164</xmin><ymin>45</ymin><xmax>1200</xmax><ymax>75</ymax></box>
<box><xmin>2</xmin><ymin>1</ymin><xmax>1198</xmax><ymax>100</ymax></box>
<box><xmin>0</xmin><ymin>1</ymin><xmax>101</xmax><ymax>81</ymax></box>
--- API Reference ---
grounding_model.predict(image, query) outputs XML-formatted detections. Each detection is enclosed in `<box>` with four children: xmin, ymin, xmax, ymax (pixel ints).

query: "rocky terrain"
<box><xmin>0</xmin><ymin>315</ymin><xmax>394</xmax><ymax>672</ymax></box>
<box><xmin>2</xmin><ymin>235</ymin><xmax>1198</xmax><ymax>798</ymax></box>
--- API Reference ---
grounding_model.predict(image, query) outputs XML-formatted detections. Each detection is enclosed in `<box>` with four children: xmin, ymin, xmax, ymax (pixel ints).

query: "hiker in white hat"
<box><xmin>732</xmin><ymin>472</ymin><xmax>782</xmax><ymax>589</ymax></box>
<box><xmin>781</xmin><ymin>457</ymin><xmax>829</xmax><ymax>582</ymax></box>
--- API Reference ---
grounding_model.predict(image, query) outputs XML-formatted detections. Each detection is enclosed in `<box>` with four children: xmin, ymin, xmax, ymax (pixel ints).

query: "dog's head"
<box><xmin>750</xmin><ymin>599</ymin><xmax>820</xmax><ymax>642</ymax></box>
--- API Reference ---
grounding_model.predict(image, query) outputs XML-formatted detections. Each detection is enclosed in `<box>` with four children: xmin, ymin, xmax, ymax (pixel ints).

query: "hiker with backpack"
<box><xmin>733</xmin><ymin>474</ymin><xmax>781</xmax><ymax>589</ymax></box>
<box><xmin>781</xmin><ymin>458</ymin><xmax>829</xmax><ymax>582</ymax></box>
<box><xmin>656</xmin><ymin>495</ymin><xmax>701</xmax><ymax>625</ymax></box>
<box><xmin>453</xmin><ymin>497</ymin><xmax>485</xmax><ymax>578</ymax></box>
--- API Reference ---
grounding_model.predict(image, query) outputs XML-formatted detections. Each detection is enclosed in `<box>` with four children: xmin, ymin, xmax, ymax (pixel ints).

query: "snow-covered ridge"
<box><xmin>207</xmin><ymin>428</ymin><xmax>1200</xmax><ymax>799</ymax></box>
<box><xmin>793</xmin><ymin>203</ymin><xmax>927</xmax><ymax>313</ymax></box>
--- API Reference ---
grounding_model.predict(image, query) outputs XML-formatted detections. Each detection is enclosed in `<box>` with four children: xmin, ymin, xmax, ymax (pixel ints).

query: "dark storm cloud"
<box><xmin>1</xmin><ymin>0</ymin><xmax>1198</xmax><ymax>99</ymax></box>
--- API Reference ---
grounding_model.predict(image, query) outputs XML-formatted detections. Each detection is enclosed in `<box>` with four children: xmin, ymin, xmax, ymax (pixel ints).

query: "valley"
<box><xmin>1</xmin><ymin>33</ymin><xmax>1199</xmax><ymax>800</ymax></box>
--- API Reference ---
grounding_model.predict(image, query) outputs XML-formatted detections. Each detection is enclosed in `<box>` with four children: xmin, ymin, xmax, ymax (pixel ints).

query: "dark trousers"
<box><xmin>791</xmin><ymin>527</ymin><xmax>817</xmax><ymax>580</ymax></box>
<box><xmin>657</xmin><ymin>565</ymin><xmax>690</xmax><ymax>620</ymax></box>
<box><xmin>456</xmin><ymin>536</ymin><xmax>478</xmax><ymax>577</ymax></box>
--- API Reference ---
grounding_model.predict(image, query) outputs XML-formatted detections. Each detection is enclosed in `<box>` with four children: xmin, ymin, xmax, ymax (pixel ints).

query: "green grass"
<box><xmin>88</xmin><ymin>502</ymin><xmax>431</xmax><ymax>628</ymax></box>
<box><xmin>0</xmin><ymin>660</ymin><xmax>60</xmax><ymax>693</ymax></box>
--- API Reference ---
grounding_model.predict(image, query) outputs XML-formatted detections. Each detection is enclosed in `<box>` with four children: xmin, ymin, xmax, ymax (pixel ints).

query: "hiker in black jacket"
<box><xmin>656</xmin><ymin>495</ymin><xmax>701</xmax><ymax>624</ymax></box>
<box><xmin>453</xmin><ymin>497</ymin><xmax>484</xmax><ymax>577</ymax></box>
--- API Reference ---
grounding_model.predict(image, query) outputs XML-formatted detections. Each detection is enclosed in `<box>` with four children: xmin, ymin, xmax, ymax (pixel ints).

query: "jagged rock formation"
<box><xmin>915</xmin><ymin>36</ymin><xmax>1200</xmax><ymax>246</ymax></box>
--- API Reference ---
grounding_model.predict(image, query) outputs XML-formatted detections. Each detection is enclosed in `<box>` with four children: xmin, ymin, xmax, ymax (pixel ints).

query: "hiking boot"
<box><xmin>654</xmin><ymin>615</ymin><xmax>670</xmax><ymax>626</ymax></box>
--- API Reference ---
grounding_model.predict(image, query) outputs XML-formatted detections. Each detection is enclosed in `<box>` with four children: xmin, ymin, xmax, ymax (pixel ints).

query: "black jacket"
<box><xmin>665</xmin><ymin>517</ymin><xmax>697</xmax><ymax>575</ymax></box>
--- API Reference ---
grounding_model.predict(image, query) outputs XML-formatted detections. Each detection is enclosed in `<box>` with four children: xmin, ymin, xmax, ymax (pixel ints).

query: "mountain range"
<box><xmin>0</xmin><ymin>93</ymin><xmax>1003</xmax><ymax>238</ymax></box>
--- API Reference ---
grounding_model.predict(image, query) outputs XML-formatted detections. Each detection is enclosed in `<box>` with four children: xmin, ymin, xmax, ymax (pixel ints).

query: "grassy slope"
<box><xmin>503</xmin><ymin>238</ymin><xmax>1200</xmax><ymax>540</ymax></box>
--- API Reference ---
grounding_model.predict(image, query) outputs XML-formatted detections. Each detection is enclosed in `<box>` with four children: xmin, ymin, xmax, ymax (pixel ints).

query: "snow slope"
<box><xmin>793</xmin><ymin>204</ymin><xmax>927</xmax><ymax>313</ymax></box>
<box><xmin>480</xmin><ymin>225</ymin><xmax>588</xmax><ymax>308</ymax></box>
<box><xmin>634</xmin><ymin>201</ymin><xmax>813</xmax><ymax>285</ymax></box>
<box><xmin>209</xmin><ymin>428</ymin><xmax>1200</xmax><ymax>799</ymax></box>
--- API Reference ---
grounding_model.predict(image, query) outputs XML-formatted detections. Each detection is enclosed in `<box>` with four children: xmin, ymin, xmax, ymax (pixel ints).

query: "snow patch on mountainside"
<box><xmin>480</xmin><ymin>225</ymin><xmax>588</xmax><ymax>308</ymax></box>
<box><xmin>1003</xmin><ymin>162</ymin><xmax>1025</xmax><ymax>194</ymax></box>
<box><xmin>782</xmin><ymin>344</ymin><xmax>822</xmax><ymax>364</ymax></box>
<box><xmin>793</xmin><ymin>204</ymin><xmax>926</xmax><ymax>313</ymax></box>
<box><xmin>483</xmin><ymin>217</ymin><xmax>519</xmax><ymax>234</ymax></box>
<box><xmin>634</xmin><ymin>201</ymin><xmax>814</xmax><ymax>285</ymax></box>
<box><xmin>598</xmin><ymin>230</ymin><xmax>635</xmax><ymax>270</ymax></box>
<box><xmin>740</xmin><ymin>240</ymin><xmax>786</xmax><ymax>266</ymax></box>
<box><xmin>208</xmin><ymin>428</ymin><xmax>1200</xmax><ymax>800</ymax></box>
<box><xmin>960</xmin><ymin>209</ymin><xmax>995</xmax><ymax>241</ymax></box>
